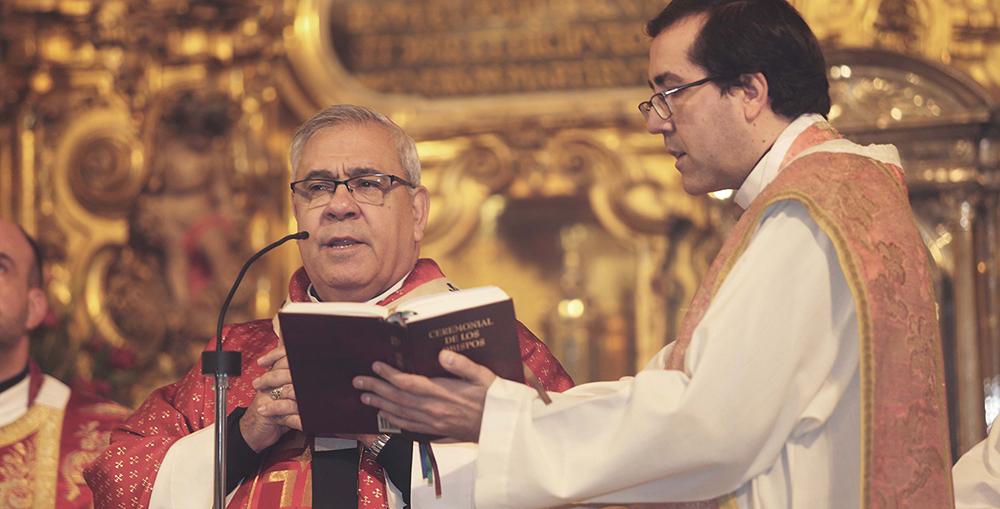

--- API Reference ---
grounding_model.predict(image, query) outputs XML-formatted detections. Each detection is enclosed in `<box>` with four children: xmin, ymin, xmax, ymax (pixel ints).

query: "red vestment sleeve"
<box><xmin>84</xmin><ymin>320</ymin><xmax>278</xmax><ymax>508</ymax></box>
<box><xmin>86</xmin><ymin>259</ymin><xmax>574</xmax><ymax>508</ymax></box>
<box><xmin>516</xmin><ymin>322</ymin><xmax>574</xmax><ymax>392</ymax></box>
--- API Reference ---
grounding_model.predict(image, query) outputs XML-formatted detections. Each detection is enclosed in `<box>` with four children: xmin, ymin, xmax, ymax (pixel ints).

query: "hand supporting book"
<box><xmin>355</xmin><ymin>349</ymin><xmax>496</xmax><ymax>442</ymax></box>
<box><xmin>279</xmin><ymin>286</ymin><xmax>525</xmax><ymax>436</ymax></box>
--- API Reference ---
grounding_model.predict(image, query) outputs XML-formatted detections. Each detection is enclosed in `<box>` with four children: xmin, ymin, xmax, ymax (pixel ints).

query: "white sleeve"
<box><xmin>149</xmin><ymin>428</ymin><xmax>467</xmax><ymax>509</ymax></box>
<box><xmin>148</xmin><ymin>425</ymin><xmax>232</xmax><ymax>509</ymax></box>
<box><xmin>954</xmin><ymin>416</ymin><xmax>1000</xmax><ymax>508</ymax></box>
<box><xmin>410</xmin><ymin>442</ymin><xmax>480</xmax><ymax>507</ymax></box>
<box><xmin>474</xmin><ymin>201</ymin><xmax>858</xmax><ymax>508</ymax></box>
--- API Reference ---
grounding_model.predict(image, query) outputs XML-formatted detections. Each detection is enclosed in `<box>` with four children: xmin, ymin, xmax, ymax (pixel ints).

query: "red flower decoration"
<box><xmin>108</xmin><ymin>346</ymin><xmax>137</xmax><ymax>370</ymax></box>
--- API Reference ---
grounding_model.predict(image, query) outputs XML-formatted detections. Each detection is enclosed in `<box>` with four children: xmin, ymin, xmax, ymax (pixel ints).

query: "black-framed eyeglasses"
<box><xmin>638</xmin><ymin>75</ymin><xmax>727</xmax><ymax>121</ymax></box>
<box><xmin>290</xmin><ymin>173</ymin><xmax>416</xmax><ymax>207</ymax></box>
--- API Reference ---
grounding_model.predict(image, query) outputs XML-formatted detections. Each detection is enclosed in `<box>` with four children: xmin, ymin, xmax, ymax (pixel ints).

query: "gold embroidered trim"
<box><xmin>728</xmin><ymin>189</ymin><xmax>874</xmax><ymax>509</ymax></box>
<box><xmin>0</xmin><ymin>404</ymin><xmax>65</xmax><ymax>509</ymax></box>
<box><xmin>0</xmin><ymin>404</ymin><xmax>61</xmax><ymax>449</ymax></box>
<box><xmin>243</xmin><ymin>438</ymin><xmax>312</xmax><ymax>508</ymax></box>
<box><xmin>717</xmin><ymin>494</ymin><xmax>739</xmax><ymax>509</ymax></box>
<box><xmin>675</xmin><ymin>144</ymin><xmax>947</xmax><ymax>508</ymax></box>
<box><xmin>78</xmin><ymin>402</ymin><xmax>130</xmax><ymax>418</ymax></box>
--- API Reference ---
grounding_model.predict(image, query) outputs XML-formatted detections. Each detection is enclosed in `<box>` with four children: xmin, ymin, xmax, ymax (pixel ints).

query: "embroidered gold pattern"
<box><xmin>79</xmin><ymin>403</ymin><xmax>130</xmax><ymax>418</ymax></box>
<box><xmin>61</xmin><ymin>421</ymin><xmax>107</xmax><ymax>501</ymax></box>
<box><xmin>0</xmin><ymin>404</ymin><xmax>65</xmax><ymax>509</ymax></box>
<box><xmin>0</xmin><ymin>442</ymin><xmax>33</xmax><ymax>508</ymax></box>
<box><xmin>265</xmin><ymin>470</ymin><xmax>298</xmax><ymax>507</ymax></box>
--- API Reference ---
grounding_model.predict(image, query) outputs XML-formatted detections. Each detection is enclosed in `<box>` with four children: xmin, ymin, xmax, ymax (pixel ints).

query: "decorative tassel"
<box><xmin>418</xmin><ymin>441</ymin><xmax>442</xmax><ymax>498</ymax></box>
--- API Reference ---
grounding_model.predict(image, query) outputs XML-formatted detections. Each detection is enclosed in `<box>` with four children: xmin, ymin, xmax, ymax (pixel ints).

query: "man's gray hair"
<box><xmin>289</xmin><ymin>104</ymin><xmax>421</xmax><ymax>185</ymax></box>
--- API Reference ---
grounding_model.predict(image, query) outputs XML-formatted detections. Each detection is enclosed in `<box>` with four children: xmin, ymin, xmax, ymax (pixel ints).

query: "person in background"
<box><xmin>0</xmin><ymin>220</ymin><xmax>128</xmax><ymax>508</ymax></box>
<box><xmin>954</xmin><ymin>415</ymin><xmax>1000</xmax><ymax>507</ymax></box>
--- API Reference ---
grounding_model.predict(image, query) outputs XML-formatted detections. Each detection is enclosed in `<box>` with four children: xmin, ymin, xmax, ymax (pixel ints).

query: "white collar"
<box><xmin>306</xmin><ymin>270</ymin><xmax>411</xmax><ymax>304</ymax></box>
<box><xmin>734</xmin><ymin>113</ymin><xmax>827</xmax><ymax>210</ymax></box>
<box><xmin>0</xmin><ymin>376</ymin><xmax>30</xmax><ymax>428</ymax></box>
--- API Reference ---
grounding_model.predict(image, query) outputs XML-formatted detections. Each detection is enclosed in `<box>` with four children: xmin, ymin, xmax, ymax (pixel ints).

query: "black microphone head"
<box><xmin>294</xmin><ymin>231</ymin><xmax>310</xmax><ymax>240</ymax></box>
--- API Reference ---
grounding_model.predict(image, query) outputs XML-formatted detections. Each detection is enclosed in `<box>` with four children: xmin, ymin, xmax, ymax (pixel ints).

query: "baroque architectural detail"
<box><xmin>0</xmin><ymin>1</ymin><xmax>997</xmax><ymax>461</ymax></box>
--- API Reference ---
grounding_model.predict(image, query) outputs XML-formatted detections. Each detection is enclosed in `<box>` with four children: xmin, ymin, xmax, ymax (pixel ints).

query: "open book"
<box><xmin>278</xmin><ymin>286</ymin><xmax>525</xmax><ymax>436</ymax></box>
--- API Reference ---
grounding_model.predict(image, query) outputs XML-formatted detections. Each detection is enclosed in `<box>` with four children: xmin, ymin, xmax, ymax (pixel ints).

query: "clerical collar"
<box><xmin>306</xmin><ymin>271</ymin><xmax>412</xmax><ymax>304</ymax></box>
<box><xmin>0</xmin><ymin>363</ymin><xmax>29</xmax><ymax>394</ymax></box>
<box><xmin>734</xmin><ymin>113</ymin><xmax>827</xmax><ymax>209</ymax></box>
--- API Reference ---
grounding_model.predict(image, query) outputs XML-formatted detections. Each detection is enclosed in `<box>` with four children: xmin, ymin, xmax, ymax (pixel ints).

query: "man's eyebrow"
<box><xmin>344</xmin><ymin>167</ymin><xmax>382</xmax><ymax>178</ymax></box>
<box><xmin>300</xmin><ymin>169</ymin><xmax>336</xmax><ymax>180</ymax></box>
<box><xmin>299</xmin><ymin>167</ymin><xmax>383</xmax><ymax>180</ymax></box>
<box><xmin>649</xmin><ymin>71</ymin><xmax>684</xmax><ymax>89</ymax></box>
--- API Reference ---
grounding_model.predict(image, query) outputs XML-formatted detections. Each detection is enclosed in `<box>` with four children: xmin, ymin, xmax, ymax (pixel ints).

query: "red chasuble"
<box><xmin>0</xmin><ymin>362</ymin><xmax>129</xmax><ymax>509</ymax></box>
<box><xmin>661</xmin><ymin>123</ymin><xmax>952</xmax><ymax>509</ymax></box>
<box><xmin>85</xmin><ymin>258</ymin><xmax>574</xmax><ymax>508</ymax></box>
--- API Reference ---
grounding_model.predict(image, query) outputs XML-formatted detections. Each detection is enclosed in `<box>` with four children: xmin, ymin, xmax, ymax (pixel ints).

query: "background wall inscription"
<box><xmin>328</xmin><ymin>0</ymin><xmax>663</xmax><ymax>96</ymax></box>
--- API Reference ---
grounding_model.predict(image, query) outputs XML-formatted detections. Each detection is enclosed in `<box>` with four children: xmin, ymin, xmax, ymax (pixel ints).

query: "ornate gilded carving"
<box><xmin>59</xmin><ymin>110</ymin><xmax>145</xmax><ymax>218</ymax></box>
<box><xmin>1</xmin><ymin>1</ymin><xmax>296</xmax><ymax>402</ymax></box>
<box><xmin>326</xmin><ymin>0</ymin><xmax>664</xmax><ymax>97</ymax></box>
<box><xmin>1</xmin><ymin>0</ymin><xmax>998</xmax><ymax>432</ymax></box>
<box><xmin>826</xmin><ymin>48</ymin><xmax>991</xmax><ymax>131</ymax></box>
<box><xmin>414</xmin><ymin>123</ymin><xmax>716</xmax><ymax>372</ymax></box>
<box><xmin>798</xmin><ymin>0</ymin><xmax>1000</xmax><ymax>95</ymax></box>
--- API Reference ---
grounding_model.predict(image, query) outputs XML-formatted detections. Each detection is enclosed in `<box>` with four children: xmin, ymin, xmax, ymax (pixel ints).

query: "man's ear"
<box><xmin>25</xmin><ymin>287</ymin><xmax>48</xmax><ymax>332</ymax></box>
<box><xmin>736</xmin><ymin>72</ymin><xmax>770</xmax><ymax>122</ymax></box>
<box><xmin>411</xmin><ymin>186</ymin><xmax>430</xmax><ymax>243</ymax></box>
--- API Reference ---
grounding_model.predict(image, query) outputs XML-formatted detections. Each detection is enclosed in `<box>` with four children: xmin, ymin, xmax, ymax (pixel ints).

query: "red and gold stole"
<box><xmin>0</xmin><ymin>363</ymin><xmax>127</xmax><ymax>509</ymax></box>
<box><xmin>660</xmin><ymin>123</ymin><xmax>953</xmax><ymax>508</ymax></box>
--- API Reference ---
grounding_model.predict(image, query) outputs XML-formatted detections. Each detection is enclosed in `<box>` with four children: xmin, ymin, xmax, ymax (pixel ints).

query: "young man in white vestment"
<box><xmin>354</xmin><ymin>1</ymin><xmax>954</xmax><ymax>508</ymax></box>
<box><xmin>954</xmin><ymin>415</ymin><xmax>1000</xmax><ymax>507</ymax></box>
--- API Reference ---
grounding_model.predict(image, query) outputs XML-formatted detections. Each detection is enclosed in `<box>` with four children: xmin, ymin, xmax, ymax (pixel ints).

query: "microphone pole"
<box><xmin>202</xmin><ymin>230</ymin><xmax>309</xmax><ymax>509</ymax></box>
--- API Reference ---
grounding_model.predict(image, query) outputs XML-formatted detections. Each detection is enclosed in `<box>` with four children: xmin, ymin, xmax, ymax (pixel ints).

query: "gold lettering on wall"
<box><xmin>328</xmin><ymin>0</ymin><xmax>664</xmax><ymax>96</ymax></box>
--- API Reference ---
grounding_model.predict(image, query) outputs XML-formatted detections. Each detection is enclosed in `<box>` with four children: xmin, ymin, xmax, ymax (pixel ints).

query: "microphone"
<box><xmin>202</xmin><ymin>230</ymin><xmax>309</xmax><ymax>509</ymax></box>
<box><xmin>210</xmin><ymin>230</ymin><xmax>310</xmax><ymax>360</ymax></box>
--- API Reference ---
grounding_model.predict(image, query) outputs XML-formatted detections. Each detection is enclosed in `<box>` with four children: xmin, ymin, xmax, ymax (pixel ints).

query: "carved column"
<box><xmin>952</xmin><ymin>194</ymin><xmax>987</xmax><ymax>452</ymax></box>
<box><xmin>977</xmin><ymin>116</ymin><xmax>1000</xmax><ymax>443</ymax></box>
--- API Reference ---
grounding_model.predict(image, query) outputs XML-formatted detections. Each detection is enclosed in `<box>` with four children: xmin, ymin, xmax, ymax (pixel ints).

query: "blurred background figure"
<box><xmin>0</xmin><ymin>220</ymin><xmax>127</xmax><ymax>509</ymax></box>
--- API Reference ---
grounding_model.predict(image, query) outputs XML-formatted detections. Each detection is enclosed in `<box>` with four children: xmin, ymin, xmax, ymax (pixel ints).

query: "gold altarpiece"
<box><xmin>1</xmin><ymin>0</ymin><xmax>998</xmax><ymax>459</ymax></box>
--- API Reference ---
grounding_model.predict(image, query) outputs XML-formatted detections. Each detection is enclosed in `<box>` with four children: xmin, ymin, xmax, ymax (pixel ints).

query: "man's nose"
<box><xmin>645</xmin><ymin>113</ymin><xmax>673</xmax><ymax>134</ymax></box>
<box><xmin>321</xmin><ymin>184</ymin><xmax>360</xmax><ymax>219</ymax></box>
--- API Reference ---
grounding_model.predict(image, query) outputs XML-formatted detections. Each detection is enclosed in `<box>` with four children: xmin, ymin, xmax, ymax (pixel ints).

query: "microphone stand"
<box><xmin>202</xmin><ymin>231</ymin><xmax>309</xmax><ymax>509</ymax></box>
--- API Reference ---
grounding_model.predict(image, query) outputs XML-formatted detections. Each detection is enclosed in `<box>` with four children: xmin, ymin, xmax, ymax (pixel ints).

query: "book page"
<box><xmin>398</xmin><ymin>286</ymin><xmax>509</xmax><ymax>322</ymax></box>
<box><xmin>280</xmin><ymin>301</ymin><xmax>390</xmax><ymax>319</ymax></box>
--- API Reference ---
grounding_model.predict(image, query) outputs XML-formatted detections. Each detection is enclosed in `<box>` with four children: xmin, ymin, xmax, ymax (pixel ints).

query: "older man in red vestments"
<box><xmin>84</xmin><ymin>105</ymin><xmax>573</xmax><ymax>508</ymax></box>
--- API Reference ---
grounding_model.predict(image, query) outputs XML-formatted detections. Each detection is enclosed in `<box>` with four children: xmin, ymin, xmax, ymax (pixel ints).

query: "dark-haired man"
<box><xmin>355</xmin><ymin>1</ymin><xmax>953</xmax><ymax>507</ymax></box>
<box><xmin>0</xmin><ymin>220</ymin><xmax>128</xmax><ymax>508</ymax></box>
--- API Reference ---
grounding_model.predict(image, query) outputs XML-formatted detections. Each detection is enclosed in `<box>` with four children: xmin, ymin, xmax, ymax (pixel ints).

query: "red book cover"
<box><xmin>279</xmin><ymin>286</ymin><xmax>524</xmax><ymax>436</ymax></box>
